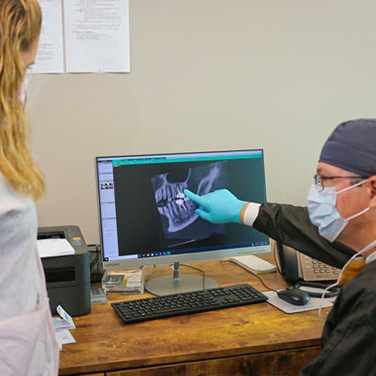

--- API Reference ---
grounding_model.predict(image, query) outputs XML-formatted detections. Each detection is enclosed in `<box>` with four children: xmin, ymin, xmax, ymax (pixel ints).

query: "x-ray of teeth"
<box><xmin>151</xmin><ymin>162</ymin><xmax>228</xmax><ymax>243</ymax></box>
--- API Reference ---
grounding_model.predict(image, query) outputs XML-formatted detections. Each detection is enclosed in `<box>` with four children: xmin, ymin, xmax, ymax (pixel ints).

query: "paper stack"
<box><xmin>37</xmin><ymin>238</ymin><xmax>75</xmax><ymax>258</ymax></box>
<box><xmin>52</xmin><ymin>305</ymin><xmax>76</xmax><ymax>350</ymax></box>
<box><xmin>102</xmin><ymin>268</ymin><xmax>144</xmax><ymax>294</ymax></box>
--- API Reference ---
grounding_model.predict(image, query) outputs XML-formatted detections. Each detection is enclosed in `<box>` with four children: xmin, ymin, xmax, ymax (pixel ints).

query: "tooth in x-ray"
<box><xmin>151</xmin><ymin>162</ymin><xmax>224</xmax><ymax>234</ymax></box>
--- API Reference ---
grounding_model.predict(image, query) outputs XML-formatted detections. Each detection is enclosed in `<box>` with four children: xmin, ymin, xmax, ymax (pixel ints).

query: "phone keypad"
<box><xmin>299</xmin><ymin>254</ymin><xmax>340</xmax><ymax>281</ymax></box>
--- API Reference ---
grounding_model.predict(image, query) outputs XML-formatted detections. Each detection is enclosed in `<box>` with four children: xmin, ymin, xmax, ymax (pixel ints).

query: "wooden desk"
<box><xmin>59</xmin><ymin>256</ymin><xmax>327</xmax><ymax>376</ymax></box>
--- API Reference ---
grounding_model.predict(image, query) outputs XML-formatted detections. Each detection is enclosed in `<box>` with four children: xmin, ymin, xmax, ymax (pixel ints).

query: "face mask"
<box><xmin>307</xmin><ymin>180</ymin><xmax>369</xmax><ymax>242</ymax></box>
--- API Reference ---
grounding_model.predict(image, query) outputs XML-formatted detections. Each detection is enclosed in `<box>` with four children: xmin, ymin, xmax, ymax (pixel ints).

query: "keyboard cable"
<box><xmin>220</xmin><ymin>259</ymin><xmax>279</xmax><ymax>293</ymax></box>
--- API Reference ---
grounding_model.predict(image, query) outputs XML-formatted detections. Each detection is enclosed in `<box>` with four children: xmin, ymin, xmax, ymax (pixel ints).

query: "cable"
<box><xmin>294</xmin><ymin>281</ymin><xmax>339</xmax><ymax>298</ymax></box>
<box><xmin>247</xmin><ymin>270</ymin><xmax>279</xmax><ymax>292</ymax></box>
<box><xmin>178</xmin><ymin>263</ymin><xmax>207</xmax><ymax>291</ymax></box>
<box><xmin>220</xmin><ymin>259</ymin><xmax>279</xmax><ymax>292</ymax></box>
<box><xmin>87</xmin><ymin>243</ymin><xmax>104</xmax><ymax>283</ymax></box>
<box><xmin>179</xmin><ymin>263</ymin><xmax>205</xmax><ymax>276</ymax></box>
<box><xmin>221</xmin><ymin>259</ymin><xmax>339</xmax><ymax>298</ymax></box>
<box><xmin>146</xmin><ymin>263</ymin><xmax>207</xmax><ymax>296</ymax></box>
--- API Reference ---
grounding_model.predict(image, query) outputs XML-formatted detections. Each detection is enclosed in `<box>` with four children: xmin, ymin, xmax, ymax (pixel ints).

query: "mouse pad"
<box><xmin>263</xmin><ymin>289</ymin><xmax>335</xmax><ymax>314</ymax></box>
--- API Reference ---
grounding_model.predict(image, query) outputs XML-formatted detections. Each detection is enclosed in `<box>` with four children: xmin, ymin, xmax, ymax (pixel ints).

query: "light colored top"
<box><xmin>0</xmin><ymin>174</ymin><xmax>59</xmax><ymax>375</ymax></box>
<box><xmin>0</xmin><ymin>174</ymin><xmax>42</xmax><ymax>319</ymax></box>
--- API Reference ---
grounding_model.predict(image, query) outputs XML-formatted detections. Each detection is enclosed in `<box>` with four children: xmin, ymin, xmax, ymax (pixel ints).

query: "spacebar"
<box><xmin>153</xmin><ymin>306</ymin><xmax>206</xmax><ymax>314</ymax></box>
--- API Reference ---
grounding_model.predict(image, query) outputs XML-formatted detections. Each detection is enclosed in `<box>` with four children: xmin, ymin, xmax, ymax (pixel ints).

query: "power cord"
<box><xmin>179</xmin><ymin>263</ymin><xmax>207</xmax><ymax>290</ymax></box>
<box><xmin>221</xmin><ymin>259</ymin><xmax>339</xmax><ymax>298</ymax></box>
<box><xmin>220</xmin><ymin>259</ymin><xmax>279</xmax><ymax>292</ymax></box>
<box><xmin>147</xmin><ymin>263</ymin><xmax>207</xmax><ymax>296</ymax></box>
<box><xmin>294</xmin><ymin>281</ymin><xmax>339</xmax><ymax>298</ymax></box>
<box><xmin>87</xmin><ymin>243</ymin><xmax>104</xmax><ymax>283</ymax></box>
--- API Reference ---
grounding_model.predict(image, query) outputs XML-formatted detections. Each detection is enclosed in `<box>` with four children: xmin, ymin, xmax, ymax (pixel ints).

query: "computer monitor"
<box><xmin>95</xmin><ymin>149</ymin><xmax>270</xmax><ymax>295</ymax></box>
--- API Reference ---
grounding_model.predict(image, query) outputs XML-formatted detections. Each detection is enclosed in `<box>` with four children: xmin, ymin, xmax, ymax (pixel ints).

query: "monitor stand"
<box><xmin>145</xmin><ymin>262</ymin><xmax>218</xmax><ymax>296</ymax></box>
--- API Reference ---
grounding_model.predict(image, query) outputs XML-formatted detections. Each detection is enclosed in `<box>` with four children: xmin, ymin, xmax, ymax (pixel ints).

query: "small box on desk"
<box><xmin>38</xmin><ymin>225</ymin><xmax>91</xmax><ymax>317</ymax></box>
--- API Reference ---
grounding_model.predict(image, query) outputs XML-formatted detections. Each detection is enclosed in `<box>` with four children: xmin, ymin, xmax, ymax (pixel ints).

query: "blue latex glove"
<box><xmin>184</xmin><ymin>189</ymin><xmax>248</xmax><ymax>224</ymax></box>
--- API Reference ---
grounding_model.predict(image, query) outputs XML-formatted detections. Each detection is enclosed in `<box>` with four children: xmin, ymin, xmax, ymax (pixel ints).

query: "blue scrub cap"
<box><xmin>319</xmin><ymin>119</ymin><xmax>376</xmax><ymax>177</ymax></box>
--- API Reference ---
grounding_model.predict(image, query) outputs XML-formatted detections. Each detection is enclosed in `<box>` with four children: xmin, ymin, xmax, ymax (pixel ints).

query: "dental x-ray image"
<box><xmin>151</xmin><ymin>161</ymin><xmax>228</xmax><ymax>247</ymax></box>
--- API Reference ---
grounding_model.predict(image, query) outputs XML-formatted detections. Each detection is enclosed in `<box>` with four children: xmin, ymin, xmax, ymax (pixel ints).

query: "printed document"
<box><xmin>64</xmin><ymin>0</ymin><xmax>130</xmax><ymax>73</ymax></box>
<box><xmin>31</xmin><ymin>0</ymin><xmax>64</xmax><ymax>74</ymax></box>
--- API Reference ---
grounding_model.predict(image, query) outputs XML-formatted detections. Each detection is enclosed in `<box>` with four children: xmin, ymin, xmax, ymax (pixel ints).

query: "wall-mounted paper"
<box><xmin>31</xmin><ymin>0</ymin><xmax>64</xmax><ymax>74</ymax></box>
<box><xmin>64</xmin><ymin>0</ymin><xmax>130</xmax><ymax>73</ymax></box>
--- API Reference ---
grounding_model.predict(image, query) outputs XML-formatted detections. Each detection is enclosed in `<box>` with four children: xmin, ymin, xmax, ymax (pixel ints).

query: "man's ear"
<box><xmin>369</xmin><ymin>176</ymin><xmax>376</xmax><ymax>208</ymax></box>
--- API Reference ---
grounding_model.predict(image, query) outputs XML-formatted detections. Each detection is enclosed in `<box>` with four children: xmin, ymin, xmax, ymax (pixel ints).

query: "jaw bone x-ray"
<box><xmin>151</xmin><ymin>162</ymin><xmax>228</xmax><ymax>247</ymax></box>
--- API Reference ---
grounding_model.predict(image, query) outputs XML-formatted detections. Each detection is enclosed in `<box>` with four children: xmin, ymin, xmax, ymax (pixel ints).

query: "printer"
<box><xmin>38</xmin><ymin>225</ymin><xmax>91</xmax><ymax>317</ymax></box>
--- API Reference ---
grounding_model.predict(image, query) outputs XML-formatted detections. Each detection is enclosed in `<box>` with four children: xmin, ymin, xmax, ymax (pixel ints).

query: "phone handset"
<box><xmin>272</xmin><ymin>241</ymin><xmax>339</xmax><ymax>298</ymax></box>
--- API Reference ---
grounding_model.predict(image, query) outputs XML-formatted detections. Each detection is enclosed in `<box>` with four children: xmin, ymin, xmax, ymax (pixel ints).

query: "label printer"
<box><xmin>38</xmin><ymin>225</ymin><xmax>91</xmax><ymax>317</ymax></box>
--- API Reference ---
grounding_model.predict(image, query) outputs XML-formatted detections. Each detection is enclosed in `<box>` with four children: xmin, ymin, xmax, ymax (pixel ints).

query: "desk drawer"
<box><xmin>107</xmin><ymin>346</ymin><xmax>320</xmax><ymax>376</ymax></box>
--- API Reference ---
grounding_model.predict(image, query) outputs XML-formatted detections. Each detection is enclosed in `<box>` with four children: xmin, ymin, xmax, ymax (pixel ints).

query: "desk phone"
<box><xmin>298</xmin><ymin>253</ymin><xmax>340</xmax><ymax>281</ymax></box>
<box><xmin>273</xmin><ymin>242</ymin><xmax>340</xmax><ymax>283</ymax></box>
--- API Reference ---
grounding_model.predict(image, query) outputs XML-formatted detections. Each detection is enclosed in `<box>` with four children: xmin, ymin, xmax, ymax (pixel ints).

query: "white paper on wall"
<box><xmin>64</xmin><ymin>0</ymin><xmax>130</xmax><ymax>73</ymax></box>
<box><xmin>31</xmin><ymin>0</ymin><xmax>64</xmax><ymax>74</ymax></box>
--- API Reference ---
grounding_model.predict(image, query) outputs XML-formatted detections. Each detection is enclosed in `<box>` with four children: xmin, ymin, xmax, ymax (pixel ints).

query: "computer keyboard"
<box><xmin>112</xmin><ymin>283</ymin><xmax>268</xmax><ymax>324</ymax></box>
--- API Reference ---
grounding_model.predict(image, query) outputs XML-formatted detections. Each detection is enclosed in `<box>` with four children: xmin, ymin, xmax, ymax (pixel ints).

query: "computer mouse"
<box><xmin>277</xmin><ymin>288</ymin><xmax>310</xmax><ymax>306</ymax></box>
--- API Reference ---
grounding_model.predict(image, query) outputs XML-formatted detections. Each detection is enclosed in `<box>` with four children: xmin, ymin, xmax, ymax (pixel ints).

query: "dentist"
<box><xmin>185</xmin><ymin>119</ymin><xmax>376</xmax><ymax>376</ymax></box>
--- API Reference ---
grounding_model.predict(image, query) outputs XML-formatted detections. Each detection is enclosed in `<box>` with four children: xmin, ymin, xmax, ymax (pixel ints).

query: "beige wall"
<box><xmin>27</xmin><ymin>0</ymin><xmax>376</xmax><ymax>243</ymax></box>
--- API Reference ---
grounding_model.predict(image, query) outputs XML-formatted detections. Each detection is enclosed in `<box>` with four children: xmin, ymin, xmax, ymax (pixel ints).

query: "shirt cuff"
<box><xmin>242</xmin><ymin>203</ymin><xmax>261</xmax><ymax>226</ymax></box>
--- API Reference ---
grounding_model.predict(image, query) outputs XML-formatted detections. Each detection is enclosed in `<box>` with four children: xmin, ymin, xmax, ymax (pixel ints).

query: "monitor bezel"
<box><xmin>95</xmin><ymin>149</ymin><xmax>270</xmax><ymax>270</ymax></box>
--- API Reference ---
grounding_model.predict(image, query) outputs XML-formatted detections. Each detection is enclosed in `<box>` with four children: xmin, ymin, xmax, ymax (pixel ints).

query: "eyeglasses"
<box><xmin>313</xmin><ymin>174</ymin><xmax>368</xmax><ymax>191</ymax></box>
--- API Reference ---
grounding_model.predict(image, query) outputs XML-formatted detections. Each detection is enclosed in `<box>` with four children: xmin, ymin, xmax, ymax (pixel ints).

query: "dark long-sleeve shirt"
<box><xmin>252</xmin><ymin>203</ymin><xmax>376</xmax><ymax>375</ymax></box>
<box><xmin>253</xmin><ymin>202</ymin><xmax>355</xmax><ymax>268</ymax></box>
<box><xmin>301</xmin><ymin>261</ymin><xmax>376</xmax><ymax>376</ymax></box>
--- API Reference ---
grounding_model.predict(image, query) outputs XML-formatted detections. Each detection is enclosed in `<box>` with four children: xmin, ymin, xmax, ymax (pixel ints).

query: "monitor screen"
<box><xmin>96</xmin><ymin>149</ymin><xmax>270</xmax><ymax>271</ymax></box>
